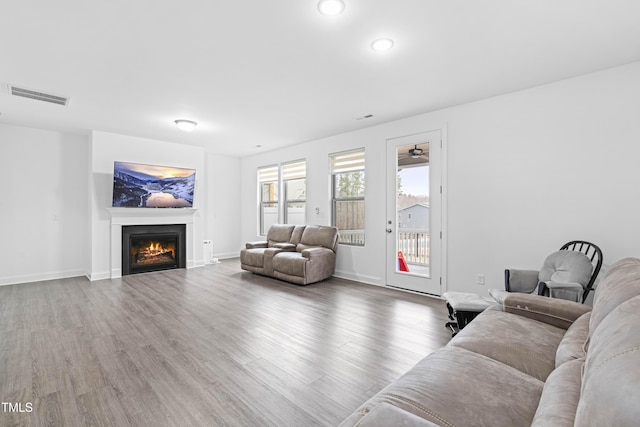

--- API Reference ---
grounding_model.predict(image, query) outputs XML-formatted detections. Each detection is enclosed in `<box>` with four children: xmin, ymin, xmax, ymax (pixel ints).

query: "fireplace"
<box><xmin>122</xmin><ymin>224</ymin><xmax>186</xmax><ymax>275</ymax></box>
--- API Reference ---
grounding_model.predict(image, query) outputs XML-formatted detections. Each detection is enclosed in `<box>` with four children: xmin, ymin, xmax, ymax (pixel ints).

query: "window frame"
<box><xmin>282</xmin><ymin>160</ymin><xmax>307</xmax><ymax>225</ymax></box>
<box><xmin>258</xmin><ymin>165</ymin><xmax>279</xmax><ymax>236</ymax></box>
<box><xmin>330</xmin><ymin>149</ymin><xmax>366</xmax><ymax>246</ymax></box>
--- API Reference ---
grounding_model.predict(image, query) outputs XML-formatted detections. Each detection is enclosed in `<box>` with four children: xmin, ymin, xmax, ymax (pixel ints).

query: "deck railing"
<box><xmin>398</xmin><ymin>228</ymin><xmax>430</xmax><ymax>266</ymax></box>
<box><xmin>337</xmin><ymin>228</ymin><xmax>430</xmax><ymax>266</ymax></box>
<box><xmin>338</xmin><ymin>229</ymin><xmax>366</xmax><ymax>245</ymax></box>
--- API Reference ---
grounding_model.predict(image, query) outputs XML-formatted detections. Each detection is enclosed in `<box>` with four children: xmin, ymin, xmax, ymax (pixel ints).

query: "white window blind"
<box><xmin>258</xmin><ymin>165</ymin><xmax>278</xmax><ymax>182</ymax></box>
<box><xmin>330</xmin><ymin>149</ymin><xmax>365</xmax><ymax>174</ymax></box>
<box><xmin>282</xmin><ymin>160</ymin><xmax>306</xmax><ymax>181</ymax></box>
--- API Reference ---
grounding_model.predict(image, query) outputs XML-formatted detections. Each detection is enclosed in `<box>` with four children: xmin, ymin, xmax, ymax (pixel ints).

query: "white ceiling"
<box><xmin>2</xmin><ymin>0</ymin><xmax>640</xmax><ymax>157</ymax></box>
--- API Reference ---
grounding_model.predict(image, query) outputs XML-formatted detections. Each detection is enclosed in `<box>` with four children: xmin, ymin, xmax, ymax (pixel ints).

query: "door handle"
<box><xmin>386</xmin><ymin>228</ymin><xmax>392</xmax><ymax>233</ymax></box>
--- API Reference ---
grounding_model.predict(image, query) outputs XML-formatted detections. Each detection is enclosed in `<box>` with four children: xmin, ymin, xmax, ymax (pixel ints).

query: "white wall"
<box><xmin>0</xmin><ymin>124</ymin><xmax>89</xmax><ymax>285</ymax></box>
<box><xmin>204</xmin><ymin>153</ymin><xmax>241</xmax><ymax>259</ymax></box>
<box><xmin>241</xmin><ymin>61</ymin><xmax>640</xmax><ymax>294</ymax></box>
<box><xmin>88</xmin><ymin>131</ymin><xmax>206</xmax><ymax>279</ymax></box>
<box><xmin>444</xmin><ymin>62</ymin><xmax>640</xmax><ymax>295</ymax></box>
<box><xmin>0</xmin><ymin>126</ymin><xmax>241</xmax><ymax>284</ymax></box>
<box><xmin>4</xmin><ymin>61</ymin><xmax>639</xmax><ymax>290</ymax></box>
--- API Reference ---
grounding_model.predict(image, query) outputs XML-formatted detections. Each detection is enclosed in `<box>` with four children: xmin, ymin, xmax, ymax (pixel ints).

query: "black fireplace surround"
<box><xmin>122</xmin><ymin>224</ymin><xmax>186</xmax><ymax>275</ymax></box>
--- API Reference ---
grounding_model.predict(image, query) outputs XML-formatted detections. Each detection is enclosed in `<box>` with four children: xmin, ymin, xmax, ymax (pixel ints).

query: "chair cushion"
<box><xmin>449</xmin><ymin>309</ymin><xmax>565</xmax><ymax>381</ymax></box>
<box><xmin>555</xmin><ymin>312</ymin><xmax>590</xmax><ymax>367</ymax></box>
<box><xmin>539</xmin><ymin>250</ymin><xmax>593</xmax><ymax>286</ymax></box>
<box><xmin>442</xmin><ymin>292</ymin><xmax>493</xmax><ymax>312</ymax></box>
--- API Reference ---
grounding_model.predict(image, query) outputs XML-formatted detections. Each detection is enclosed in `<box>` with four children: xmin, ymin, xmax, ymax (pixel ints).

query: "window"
<box><xmin>282</xmin><ymin>160</ymin><xmax>306</xmax><ymax>225</ymax></box>
<box><xmin>258</xmin><ymin>165</ymin><xmax>279</xmax><ymax>235</ymax></box>
<box><xmin>330</xmin><ymin>149</ymin><xmax>365</xmax><ymax>245</ymax></box>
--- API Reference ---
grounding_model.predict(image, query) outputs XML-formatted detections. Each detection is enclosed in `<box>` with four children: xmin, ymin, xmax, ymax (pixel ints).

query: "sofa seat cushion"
<box><xmin>449</xmin><ymin>309</ymin><xmax>565</xmax><ymax>381</ymax></box>
<box><xmin>272</xmin><ymin>252</ymin><xmax>306</xmax><ymax>277</ymax></box>
<box><xmin>555</xmin><ymin>312</ymin><xmax>590</xmax><ymax>367</ymax></box>
<box><xmin>531</xmin><ymin>358</ymin><xmax>583</xmax><ymax>427</ymax></box>
<box><xmin>340</xmin><ymin>346</ymin><xmax>544</xmax><ymax>427</ymax></box>
<box><xmin>345</xmin><ymin>402</ymin><xmax>440</xmax><ymax>427</ymax></box>
<box><xmin>241</xmin><ymin>248</ymin><xmax>265</xmax><ymax>267</ymax></box>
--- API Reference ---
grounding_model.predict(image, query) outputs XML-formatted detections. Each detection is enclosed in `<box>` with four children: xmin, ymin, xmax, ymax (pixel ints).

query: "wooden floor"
<box><xmin>0</xmin><ymin>259</ymin><xmax>450</xmax><ymax>427</ymax></box>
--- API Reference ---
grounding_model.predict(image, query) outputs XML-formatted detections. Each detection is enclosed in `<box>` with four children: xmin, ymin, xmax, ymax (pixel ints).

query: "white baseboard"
<box><xmin>190</xmin><ymin>260</ymin><xmax>206</xmax><ymax>268</ymax></box>
<box><xmin>213</xmin><ymin>252</ymin><xmax>240</xmax><ymax>260</ymax></box>
<box><xmin>0</xmin><ymin>269</ymin><xmax>87</xmax><ymax>287</ymax></box>
<box><xmin>89</xmin><ymin>271</ymin><xmax>111</xmax><ymax>281</ymax></box>
<box><xmin>333</xmin><ymin>270</ymin><xmax>383</xmax><ymax>286</ymax></box>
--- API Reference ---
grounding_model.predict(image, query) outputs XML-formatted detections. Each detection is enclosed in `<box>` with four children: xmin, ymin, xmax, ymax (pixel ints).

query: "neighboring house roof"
<box><xmin>399</xmin><ymin>203</ymin><xmax>429</xmax><ymax>212</ymax></box>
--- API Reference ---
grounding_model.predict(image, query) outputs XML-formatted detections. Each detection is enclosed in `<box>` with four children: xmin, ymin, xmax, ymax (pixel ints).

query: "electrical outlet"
<box><xmin>477</xmin><ymin>274</ymin><xmax>485</xmax><ymax>285</ymax></box>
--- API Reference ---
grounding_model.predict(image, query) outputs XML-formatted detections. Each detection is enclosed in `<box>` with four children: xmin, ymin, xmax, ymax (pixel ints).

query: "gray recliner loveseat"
<box><xmin>240</xmin><ymin>224</ymin><xmax>338</xmax><ymax>285</ymax></box>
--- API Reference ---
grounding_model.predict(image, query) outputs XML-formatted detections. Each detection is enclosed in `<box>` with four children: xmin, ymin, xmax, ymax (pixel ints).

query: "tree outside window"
<box><xmin>330</xmin><ymin>149</ymin><xmax>365</xmax><ymax>246</ymax></box>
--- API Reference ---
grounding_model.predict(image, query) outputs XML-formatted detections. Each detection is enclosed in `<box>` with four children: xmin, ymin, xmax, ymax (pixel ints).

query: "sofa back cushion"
<box><xmin>266</xmin><ymin>224</ymin><xmax>295</xmax><ymax>247</ymax></box>
<box><xmin>297</xmin><ymin>226</ymin><xmax>338</xmax><ymax>252</ymax></box>
<box><xmin>574</xmin><ymin>294</ymin><xmax>640</xmax><ymax>426</ymax></box>
<box><xmin>290</xmin><ymin>225</ymin><xmax>306</xmax><ymax>245</ymax></box>
<box><xmin>589</xmin><ymin>257</ymin><xmax>640</xmax><ymax>334</ymax></box>
<box><xmin>555</xmin><ymin>312</ymin><xmax>590</xmax><ymax>367</ymax></box>
<box><xmin>531</xmin><ymin>358</ymin><xmax>583</xmax><ymax>427</ymax></box>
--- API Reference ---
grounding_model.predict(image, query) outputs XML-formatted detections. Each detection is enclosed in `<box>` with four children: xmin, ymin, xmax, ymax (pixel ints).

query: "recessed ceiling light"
<box><xmin>174</xmin><ymin>119</ymin><xmax>198</xmax><ymax>132</ymax></box>
<box><xmin>318</xmin><ymin>0</ymin><xmax>345</xmax><ymax>16</ymax></box>
<box><xmin>371</xmin><ymin>38</ymin><xmax>394</xmax><ymax>52</ymax></box>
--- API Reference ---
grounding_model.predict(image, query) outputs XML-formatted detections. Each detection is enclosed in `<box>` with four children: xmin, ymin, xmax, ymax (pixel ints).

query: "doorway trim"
<box><xmin>384</xmin><ymin>124</ymin><xmax>448</xmax><ymax>296</ymax></box>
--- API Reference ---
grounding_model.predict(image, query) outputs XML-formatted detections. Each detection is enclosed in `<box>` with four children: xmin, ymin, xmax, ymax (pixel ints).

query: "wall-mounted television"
<box><xmin>112</xmin><ymin>161</ymin><xmax>196</xmax><ymax>208</ymax></box>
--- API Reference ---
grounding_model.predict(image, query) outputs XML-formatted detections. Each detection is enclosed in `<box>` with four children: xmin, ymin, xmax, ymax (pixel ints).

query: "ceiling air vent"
<box><xmin>8</xmin><ymin>85</ymin><xmax>70</xmax><ymax>106</ymax></box>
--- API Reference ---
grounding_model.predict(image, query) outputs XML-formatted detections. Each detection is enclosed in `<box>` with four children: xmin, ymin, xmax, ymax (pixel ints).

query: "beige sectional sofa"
<box><xmin>340</xmin><ymin>257</ymin><xmax>640</xmax><ymax>426</ymax></box>
<box><xmin>240</xmin><ymin>224</ymin><xmax>338</xmax><ymax>285</ymax></box>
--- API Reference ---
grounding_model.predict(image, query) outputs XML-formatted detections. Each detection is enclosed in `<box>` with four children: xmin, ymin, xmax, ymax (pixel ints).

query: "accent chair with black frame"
<box><xmin>504</xmin><ymin>240</ymin><xmax>603</xmax><ymax>303</ymax></box>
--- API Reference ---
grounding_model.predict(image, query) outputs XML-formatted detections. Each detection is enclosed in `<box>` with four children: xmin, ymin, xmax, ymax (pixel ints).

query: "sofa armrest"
<box><xmin>505</xmin><ymin>268</ymin><xmax>540</xmax><ymax>293</ymax></box>
<box><xmin>272</xmin><ymin>242</ymin><xmax>296</xmax><ymax>251</ymax></box>
<box><xmin>246</xmin><ymin>241</ymin><xmax>268</xmax><ymax>249</ymax></box>
<box><xmin>261</xmin><ymin>247</ymin><xmax>286</xmax><ymax>276</ymax></box>
<box><xmin>301</xmin><ymin>247</ymin><xmax>334</xmax><ymax>259</ymax></box>
<box><xmin>503</xmin><ymin>293</ymin><xmax>591</xmax><ymax>329</ymax></box>
<box><xmin>300</xmin><ymin>247</ymin><xmax>337</xmax><ymax>284</ymax></box>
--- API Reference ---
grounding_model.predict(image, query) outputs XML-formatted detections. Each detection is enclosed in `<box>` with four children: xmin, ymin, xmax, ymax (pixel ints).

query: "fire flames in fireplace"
<box><xmin>122</xmin><ymin>225</ymin><xmax>186</xmax><ymax>275</ymax></box>
<box><xmin>132</xmin><ymin>240</ymin><xmax>176</xmax><ymax>266</ymax></box>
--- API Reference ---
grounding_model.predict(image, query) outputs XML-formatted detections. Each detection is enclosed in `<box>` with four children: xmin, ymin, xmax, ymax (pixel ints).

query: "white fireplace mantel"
<box><xmin>108</xmin><ymin>208</ymin><xmax>198</xmax><ymax>278</ymax></box>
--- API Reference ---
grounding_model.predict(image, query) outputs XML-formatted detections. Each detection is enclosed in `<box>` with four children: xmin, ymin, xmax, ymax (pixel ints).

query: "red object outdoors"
<box><xmin>398</xmin><ymin>251</ymin><xmax>410</xmax><ymax>272</ymax></box>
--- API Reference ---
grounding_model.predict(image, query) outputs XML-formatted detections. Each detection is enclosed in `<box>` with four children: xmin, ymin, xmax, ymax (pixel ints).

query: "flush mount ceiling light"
<box><xmin>174</xmin><ymin>119</ymin><xmax>198</xmax><ymax>132</ymax></box>
<box><xmin>317</xmin><ymin>0</ymin><xmax>345</xmax><ymax>16</ymax></box>
<box><xmin>371</xmin><ymin>38</ymin><xmax>394</xmax><ymax>52</ymax></box>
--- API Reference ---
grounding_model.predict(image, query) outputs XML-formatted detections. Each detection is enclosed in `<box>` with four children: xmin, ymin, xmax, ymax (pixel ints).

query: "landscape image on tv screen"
<box><xmin>112</xmin><ymin>161</ymin><xmax>196</xmax><ymax>208</ymax></box>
